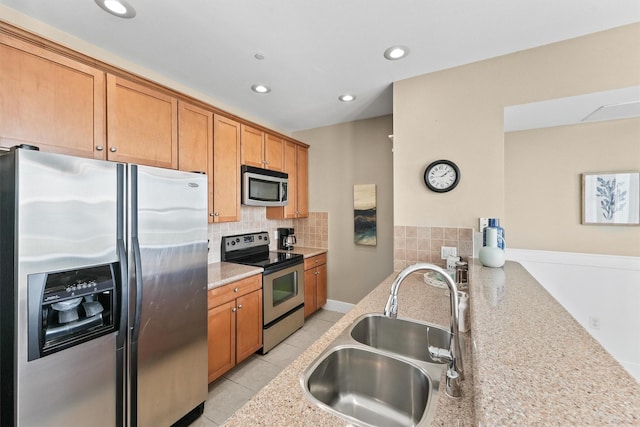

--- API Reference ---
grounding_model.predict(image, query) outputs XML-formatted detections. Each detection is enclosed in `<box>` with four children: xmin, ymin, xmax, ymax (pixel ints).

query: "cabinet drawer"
<box><xmin>208</xmin><ymin>274</ymin><xmax>262</xmax><ymax>309</ymax></box>
<box><xmin>304</xmin><ymin>253</ymin><xmax>327</xmax><ymax>270</ymax></box>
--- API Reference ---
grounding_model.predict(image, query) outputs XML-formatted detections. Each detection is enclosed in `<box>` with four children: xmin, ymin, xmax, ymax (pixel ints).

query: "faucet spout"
<box><xmin>383</xmin><ymin>262</ymin><xmax>464</xmax><ymax>397</ymax></box>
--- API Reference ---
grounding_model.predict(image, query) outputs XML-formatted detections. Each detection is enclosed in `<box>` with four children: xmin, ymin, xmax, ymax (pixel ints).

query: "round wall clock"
<box><xmin>424</xmin><ymin>160</ymin><xmax>460</xmax><ymax>193</ymax></box>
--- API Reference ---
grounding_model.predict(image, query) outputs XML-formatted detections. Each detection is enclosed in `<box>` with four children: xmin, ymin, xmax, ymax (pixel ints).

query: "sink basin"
<box><xmin>302</xmin><ymin>346</ymin><xmax>435</xmax><ymax>427</ymax></box>
<box><xmin>350</xmin><ymin>313</ymin><xmax>451</xmax><ymax>364</ymax></box>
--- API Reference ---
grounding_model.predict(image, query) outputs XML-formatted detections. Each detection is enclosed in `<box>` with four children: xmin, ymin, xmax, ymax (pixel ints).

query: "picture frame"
<box><xmin>354</xmin><ymin>184</ymin><xmax>377</xmax><ymax>245</ymax></box>
<box><xmin>581</xmin><ymin>171</ymin><xmax>640</xmax><ymax>225</ymax></box>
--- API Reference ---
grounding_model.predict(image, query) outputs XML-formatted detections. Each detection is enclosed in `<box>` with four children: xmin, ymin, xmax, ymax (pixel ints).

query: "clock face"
<box><xmin>424</xmin><ymin>160</ymin><xmax>460</xmax><ymax>192</ymax></box>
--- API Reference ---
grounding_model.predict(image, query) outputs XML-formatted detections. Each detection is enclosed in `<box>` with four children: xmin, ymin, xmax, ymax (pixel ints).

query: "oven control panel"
<box><xmin>221</xmin><ymin>231</ymin><xmax>270</xmax><ymax>253</ymax></box>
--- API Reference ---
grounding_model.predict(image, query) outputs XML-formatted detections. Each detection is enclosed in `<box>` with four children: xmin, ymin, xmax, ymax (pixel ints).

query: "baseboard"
<box><xmin>323</xmin><ymin>299</ymin><xmax>354</xmax><ymax>313</ymax></box>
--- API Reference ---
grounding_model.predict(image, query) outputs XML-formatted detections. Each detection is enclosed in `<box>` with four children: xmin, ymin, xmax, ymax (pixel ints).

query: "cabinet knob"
<box><xmin>214</xmin><ymin>212</ymin><xmax>220</xmax><ymax>217</ymax></box>
<box><xmin>237</xmin><ymin>304</ymin><xmax>243</xmax><ymax>309</ymax></box>
<box><xmin>95</xmin><ymin>145</ymin><xmax>104</xmax><ymax>151</ymax></box>
<box><xmin>209</xmin><ymin>213</ymin><xmax>215</xmax><ymax>217</ymax></box>
<box><xmin>232</xmin><ymin>307</ymin><xmax>237</xmax><ymax>312</ymax></box>
<box><xmin>109</xmin><ymin>147</ymin><xmax>117</xmax><ymax>153</ymax></box>
<box><xmin>234</xmin><ymin>287</ymin><xmax>239</xmax><ymax>292</ymax></box>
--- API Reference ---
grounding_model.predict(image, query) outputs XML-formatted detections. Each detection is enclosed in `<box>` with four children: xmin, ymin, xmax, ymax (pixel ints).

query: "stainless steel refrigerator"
<box><xmin>0</xmin><ymin>146</ymin><xmax>208</xmax><ymax>426</ymax></box>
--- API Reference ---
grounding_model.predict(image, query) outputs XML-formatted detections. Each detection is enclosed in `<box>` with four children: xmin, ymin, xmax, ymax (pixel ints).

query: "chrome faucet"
<box><xmin>383</xmin><ymin>262</ymin><xmax>464</xmax><ymax>398</ymax></box>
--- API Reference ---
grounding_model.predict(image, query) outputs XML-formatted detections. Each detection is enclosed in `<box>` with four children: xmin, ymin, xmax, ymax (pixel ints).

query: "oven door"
<box><xmin>263</xmin><ymin>262</ymin><xmax>304</xmax><ymax>325</ymax></box>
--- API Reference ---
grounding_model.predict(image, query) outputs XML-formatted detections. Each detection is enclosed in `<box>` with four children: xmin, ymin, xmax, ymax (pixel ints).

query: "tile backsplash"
<box><xmin>394</xmin><ymin>225</ymin><xmax>473</xmax><ymax>271</ymax></box>
<box><xmin>208</xmin><ymin>208</ymin><xmax>328</xmax><ymax>263</ymax></box>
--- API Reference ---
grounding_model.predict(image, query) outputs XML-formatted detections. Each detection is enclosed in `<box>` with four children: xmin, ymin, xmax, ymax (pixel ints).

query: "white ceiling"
<box><xmin>1</xmin><ymin>0</ymin><xmax>639</xmax><ymax>132</ymax></box>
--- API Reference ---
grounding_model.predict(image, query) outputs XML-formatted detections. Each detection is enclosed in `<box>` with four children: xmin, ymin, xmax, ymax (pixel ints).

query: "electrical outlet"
<box><xmin>441</xmin><ymin>246</ymin><xmax>457</xmax><ymax>260</ymax></box>
<box><xmin>589</xmin><ymin>316</ymin><xmax>600</xmax><ymax>330</ymax></box>
<box><xmin>479</xmin><ymin>217</ymin><xmax>489</xmax><ymax>232</ymax></box>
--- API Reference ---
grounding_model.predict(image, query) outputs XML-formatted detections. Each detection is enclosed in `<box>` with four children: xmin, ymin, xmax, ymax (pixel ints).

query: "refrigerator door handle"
<box><xmin>131</xmin><ymin>236</ymin><xmax>143</xmax><ymax>342</ymax></box>
<box><xmin>116</xmin><ymin>239</ymin><xmax>128</xmax><ymax>348</ymax></box>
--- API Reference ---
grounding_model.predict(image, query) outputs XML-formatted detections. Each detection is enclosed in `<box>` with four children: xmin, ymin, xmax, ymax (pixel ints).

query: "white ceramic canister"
<box><xmin>479</xmin><ymin>227</ymin><xmax>505</xmax><ymax>268</ymax></box>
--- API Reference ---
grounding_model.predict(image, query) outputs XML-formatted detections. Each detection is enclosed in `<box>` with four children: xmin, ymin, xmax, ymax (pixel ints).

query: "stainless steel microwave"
<box><xmin>241</xmin><ymin>165</ymin><xmax>288</xmax><ymax>207</ymax></box>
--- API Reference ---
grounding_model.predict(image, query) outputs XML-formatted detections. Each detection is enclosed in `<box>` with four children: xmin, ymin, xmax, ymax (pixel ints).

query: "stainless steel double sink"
<box><xmin>300</xmin><ymin>313</ymin><xmax>452</xmax><ymax>427</ymax></box>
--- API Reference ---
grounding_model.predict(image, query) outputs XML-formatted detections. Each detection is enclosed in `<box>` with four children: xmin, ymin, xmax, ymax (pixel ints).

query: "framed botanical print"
<box><xmin>581</xmin><ymin>171</ymin><xmax>640</xmax><ymax>225</ymax></box>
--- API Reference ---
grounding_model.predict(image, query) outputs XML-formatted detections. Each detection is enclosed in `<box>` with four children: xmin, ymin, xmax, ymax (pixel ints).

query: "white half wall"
<box><xmin>507</xmin><ymin>248</ymin><xmax>640</xmax><ymax>382</ymax></box>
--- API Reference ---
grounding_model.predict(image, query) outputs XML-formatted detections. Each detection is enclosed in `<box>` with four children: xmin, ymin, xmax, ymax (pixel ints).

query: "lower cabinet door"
<box><xmin>304</xmin><ymin>268</ymin><xmax>317</xmax><ymax>318</ymax></box>
<box><xmin>208</xmin><ymin>300</ymin><xmax>236</xmax><ymax>383</ymax></box>
<box><xmin>316</xmin><ymin>264</ymin><xmax>327</xmax><ymax>309</ymax></box>
<box><xmin>236</xmin><ymin>290</ymin><xmax>263</xmax><ymax>363</ymax></box>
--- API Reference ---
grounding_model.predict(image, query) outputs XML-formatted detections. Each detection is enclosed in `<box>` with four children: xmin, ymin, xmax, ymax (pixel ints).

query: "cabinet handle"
<box><xmin>232</xmin><ymin>307</ymin><xmax>237</xmax><ymax>312</ymax></box>
<box><xmin>234</xmin><ymin>287</ymin><xmax>239</xmax><ymax>292</ymax></box>
<box><xmin>109</xmin><ymin>147</ymin><xmax>117</xmax><ymax>153</ymax></box>
<box><xmin>95</xmin><ymin>145</ymin><xmax>104</xmax><ymax>151</ymax></box>
<box><xmin>237</xmin><ymin>304</ymin><xmax>243</xmax><ymax>309</ymax></box>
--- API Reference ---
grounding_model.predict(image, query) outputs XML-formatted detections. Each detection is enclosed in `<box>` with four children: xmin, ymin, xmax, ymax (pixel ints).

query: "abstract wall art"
<box><xmin>354</xmin><ymin>184</ymin><xmax>377</xmax><ymax>245</ymax></box>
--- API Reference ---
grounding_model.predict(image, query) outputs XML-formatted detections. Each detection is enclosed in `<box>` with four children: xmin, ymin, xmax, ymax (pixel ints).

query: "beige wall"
<box><xmin>294</xmin><ymin>115</ymin><xmax>394</xmax><ymax>304</ymax></box>
<box><xmin>505</xmin><ymin>119</ymin><xmax>640</xmax><ymax>256</ymax></box>
<box><xmin>393</xmin><ymin>23</ymin><xmax>640</xmax><ymax>256</ymax></box>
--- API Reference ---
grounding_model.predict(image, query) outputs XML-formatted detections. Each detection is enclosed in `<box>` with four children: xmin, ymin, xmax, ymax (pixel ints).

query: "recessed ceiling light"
<box><xmin>251</xmin><ymin>84</ymin><xmax>271</xmax><ymax>94</ymax></box>
<box><xmin>383</xmin><ymin>45</ymin><xmax>409</xmax><ymax>60</ymax></box>
<box><xmin>338</xmin><ymin>94</ymin><xmax>356</xmax><ymax>102</ymax></box>
<box><xmin>95</xmin><ymin>0</ymin><xmax>136</xmax><ymax>18</ymax></box>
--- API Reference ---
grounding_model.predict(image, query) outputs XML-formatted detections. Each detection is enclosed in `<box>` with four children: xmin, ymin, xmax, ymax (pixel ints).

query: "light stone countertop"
<box><xmin>207</xmin><ymin>262</ymin><xmax>263</xmax><ymax>290</ymax></box>
<box><xmin>219</xmin><ymin>259</ymin><xmax>640</xmax><ymax>426</ymax></box>
<box><xmin>469</xmin><ymin>260</ymin><xmax>640</xmax><ymax>426</ymax></box>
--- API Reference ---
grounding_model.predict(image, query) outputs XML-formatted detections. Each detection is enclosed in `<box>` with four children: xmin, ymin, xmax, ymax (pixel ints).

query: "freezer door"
<box><xmin>7</xmin><ymin>149</ymin><xmax>122</xmax><ymax>427</ymax></box>
<box><xmin>129</xmin><ymin>165</ymin><xmax>208</xmax><ymax>427</ymax></box>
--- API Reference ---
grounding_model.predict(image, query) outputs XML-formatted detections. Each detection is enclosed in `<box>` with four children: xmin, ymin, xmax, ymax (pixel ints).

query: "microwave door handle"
<box><xmin>282</xmin><ymin>182</ymin><xmax>288</xmax><ymax>202</ymax></box>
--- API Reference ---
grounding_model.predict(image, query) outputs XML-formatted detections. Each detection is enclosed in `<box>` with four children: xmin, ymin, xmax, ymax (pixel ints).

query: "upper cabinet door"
<box><xmin>264</xmin><ymin>133</ymin><xmax>284</xmax><ymax>172</ymax></box>
<box><xmin>106</xmin><ymin>74</ymin><xmax>178</xmax><ymax>169</ymax></box>
<box><xmin>212</xmin><ymin>114</ymin><xmax>241</xmax><ymax>223</ymax></box>
<box><xmin>295</xmin><ymin>144</ymin><xmax>309</xmax><ymax>217</ymax></box>
<box><xmin>240</xmin><ymin>124</ymin><xmax>264</xmax><ymax>168</ymax></box>
<box><xmin>178</xmin><ymin>101</ymin><xmax>212</xmax><ymax>175</ymax></box>
<box><xmin>0</xmin><ymin>33</ymin><xmax>105</xmax><ymax>158</ymax></box>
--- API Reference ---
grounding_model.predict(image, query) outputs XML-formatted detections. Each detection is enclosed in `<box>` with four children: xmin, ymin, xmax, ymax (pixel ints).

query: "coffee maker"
<box><xmin>277</xmin><ymin>227</ymin><xmax>296</xmax><ymax>250</ymax></box>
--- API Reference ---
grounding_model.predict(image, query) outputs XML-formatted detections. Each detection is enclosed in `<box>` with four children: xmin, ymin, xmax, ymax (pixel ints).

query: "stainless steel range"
<box><xmin>221</xmin><ymin>231</ymin><xmax>304</xmax><ymax>354</ymax></box>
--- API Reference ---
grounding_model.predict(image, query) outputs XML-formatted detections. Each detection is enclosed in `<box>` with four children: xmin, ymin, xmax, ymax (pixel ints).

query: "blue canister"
<box><xmin>483</xmin><ymin>218</ymin><xmax>505</xmax><ymax>250</ymax></box>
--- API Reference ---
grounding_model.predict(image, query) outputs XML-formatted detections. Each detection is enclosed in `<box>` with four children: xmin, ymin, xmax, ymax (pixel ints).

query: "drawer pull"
<box><xmin>234</xmin><ymin>287</ymin><xmax>239</xmax><ymax>292</ymax></box>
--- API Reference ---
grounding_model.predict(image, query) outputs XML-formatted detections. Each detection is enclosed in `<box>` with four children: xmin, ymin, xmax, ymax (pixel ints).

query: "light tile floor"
<box><xmin>192</xmin><ymin>309</ymin><xmax>344</xmax><ymax>427</ymax></box>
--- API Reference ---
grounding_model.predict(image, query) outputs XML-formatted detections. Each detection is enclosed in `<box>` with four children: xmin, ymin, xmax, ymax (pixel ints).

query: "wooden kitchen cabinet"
<box><xmin>304</xmin><ymin>253</ymin><xmax>327</xmax><ymax>317</ymax></box>
<box><xmin>106</xmin><ymin>74</ymin><xmax>178</xmax><ymax>169</ymax></box>
<box><xmin>212</xmin><ymin>114</ymin><xmax>241</xmax><ymax>222</ymax></box>
<box><xmin>178</xmin><ymin>101</ymin><xmax>211</xmax><ymax>175</ymax></box>
<box><xmin>207</xmin><ymin>274</ymin><xmax>262</xmax><ymax>383</ymax></box>
<box><xmin>241</xmin><ymin>125</ymin><xmax>284</xmax><ymax>171</ymax></box>
<box><xmin>266</xmin><ymin>141</ymin><xmax>308</xmax><ymax>219</ymax></box>
<box><xmin>0</xmin><ymin>33</ymin><xmax>105</xmax><ymax>158</ymax></box>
